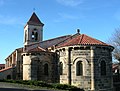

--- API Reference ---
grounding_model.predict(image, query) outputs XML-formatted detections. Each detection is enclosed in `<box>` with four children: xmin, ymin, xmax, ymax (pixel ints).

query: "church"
<box><xmin>0</xmin><ymin>12</ymin><xmax>114</xmax><ymax>91</ymax></box>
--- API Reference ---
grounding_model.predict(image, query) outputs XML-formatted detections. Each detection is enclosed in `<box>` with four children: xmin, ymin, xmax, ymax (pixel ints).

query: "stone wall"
<box><xmin>24</xmin><ymin>24</ymin><xmax>43</xmax><ymax>46</ymax></box>
<box><xmin>71</xmin><ymin>49</ymin><xmax>91</xmax><ymax>90</ymax></box>
<box><xmin>16</xmin><ymin>49</ymin><xmax>23</xmax><ymax>80</ymax></box>
<box><xmin>4</xmin><ymin>48</ymin><xmax>23</xmax><ymax>80</ymax></box>
<box><xmin>0</xmin><ymin>67</ymin><xmax>16</xmax><ymax>80</ymax></box>
<box><xmin>93</xmin><ymin>47</ymin><xmax>113</xmax><ymax>91</ymax></box>
<box><xmin>57</xmin><ymin>46</ymin><xmax>113</xmax><ymax>91</ymax></box>
<box><xmin>23</xmin><ymin>51</ymin><xmax>59</xmax><ymax>83</ymax></box>
<box><xmin>57</xmin><ymin>46</ymin><xmax>91</xmax><ymax>90</ymax></box>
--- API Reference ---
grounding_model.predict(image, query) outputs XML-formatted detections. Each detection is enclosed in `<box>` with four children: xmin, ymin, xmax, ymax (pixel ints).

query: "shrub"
<box><xmin>1</xmin><ymin>79</ymin><xmax>84</xmax><ymax>91</ymax></box>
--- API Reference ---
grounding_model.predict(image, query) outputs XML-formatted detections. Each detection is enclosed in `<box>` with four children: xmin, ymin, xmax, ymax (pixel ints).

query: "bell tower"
<box><xmin>24</xmin><ymin>12</ymin><xmax>44</xmax><ymax>46</ymax></box>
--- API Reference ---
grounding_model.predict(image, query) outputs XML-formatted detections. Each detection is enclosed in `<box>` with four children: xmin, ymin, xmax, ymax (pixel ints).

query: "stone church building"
<box><xmin>0</xmin><ymin>12</ymin><xmax>114</xmax><ymax>91</ymax></box>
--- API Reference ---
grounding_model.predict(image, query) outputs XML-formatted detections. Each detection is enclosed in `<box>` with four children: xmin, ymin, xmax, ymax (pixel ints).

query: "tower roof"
<box><xmin>57</xmin><ymin>34</ymin><xmax>111</xmax><ymax>48</ymax></box>
<box><xmin>27</xmin><ymin>12</ymin><xmax>44</xmax><ymax>26</ymax></box>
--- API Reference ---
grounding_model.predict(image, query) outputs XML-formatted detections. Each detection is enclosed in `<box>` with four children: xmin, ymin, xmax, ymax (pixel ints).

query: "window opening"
<box><xmin>101</xmin><ymin>60</ymin><xmax>106</xmax><ymax>76</ymax></box>
<box><xmin>60</xmin><ymin>62</ymin><xmax>63</xmax><ymax>75</ymax></box>
<box><xmin>44</xmin><ymin>63</ymin><xmax>48</xmax><ymax>76</ymax></box>
<box><xmin>76</xmin><ymin>61</ymin><xmax>83</xmax><ymax>76</ymax></box>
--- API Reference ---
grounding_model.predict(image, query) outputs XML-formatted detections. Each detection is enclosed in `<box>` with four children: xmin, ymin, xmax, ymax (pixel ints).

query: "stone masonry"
<box><xmin>0</xmin><ymin>12</ymin><xmax>114</xmax><ymax>91</ymax></box>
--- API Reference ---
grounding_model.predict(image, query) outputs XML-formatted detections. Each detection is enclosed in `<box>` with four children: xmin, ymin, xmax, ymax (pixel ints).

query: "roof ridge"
<box><xmin>27</xmin><ymin>46</ymin><xmax>46</xmax><ymax>52</ymax></box>
<box><xmin>37</xmin><ymin>46</ymin><xmax>46</xmax><ymax>51</ymax></box>
<box><xmin>79</xmin><ymin>34</ymin><xmax>84</xmax><ymax>44</ymax></box>
<box><xmin>56</xmin><ymin>33</ymin><xmax>111</xmax><ymax>48</ymax></box>
<box><xmin>55</xmin><ymin>35</ymin><xmax>72</xmax><ymax>46</ymax></box>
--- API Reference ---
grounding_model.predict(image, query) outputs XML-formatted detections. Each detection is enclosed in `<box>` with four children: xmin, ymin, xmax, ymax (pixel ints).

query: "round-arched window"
<box><xmin>100</xmin><ymin>60</ymin><xmax>106</xmax><ymax>76</ymax></box>
<box><xmin>76</xmin><ymin>61</ymin><xmax>83</xmax><ymax>76</ymax></box>
<box><xmin>60</xmin><ymin>62</ymin><xmax>63</xmax><ymax>75</ymax></box>
<box><xmin>44</xmin><ymin>63</ymin><xmax>49</xmax><ymax>76</ymax></box>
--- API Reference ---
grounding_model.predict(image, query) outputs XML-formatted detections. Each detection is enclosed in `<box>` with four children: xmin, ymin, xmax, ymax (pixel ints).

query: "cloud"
<box><xmin>53</xmin><ymin>13</ymin><xmax>83</xmax><ymax>23</ymax></box>
<box><xmin>56</xmin><ymin>0</ymin><xmax>83</xmax><ymax>7</ymax></box>
<box><xmin>58</xmin><ymin>13</ymin><xmax>79</xmax><ymax>19</ymax></box>
<box><xmin>0</xmin><ymin>15</ymin><xmax>24</xmax><ymax>25</ymax></box>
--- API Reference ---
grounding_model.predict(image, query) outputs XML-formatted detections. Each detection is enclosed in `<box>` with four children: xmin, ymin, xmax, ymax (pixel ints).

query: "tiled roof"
<box><xmin>0</xmin><ymin>67</ymin><xmax>12</xmax><ymax>72</ymax></box>
<box><xmin>28</xmin><ymin>46</ymin><xmax>46</xmax><ymax>52</ymax></box>
<box><xmin>57</xmin><ymin>34</ymin><xmax>110</xmax><ymax>47</ymax></box>
<box><xmin>27</xmin><ymin>12</ymin><xmax>44</xmax><ymax>26</ymax></box>
<box><xmin>0</xmin><ymin>64</ymin><xmax>5</xmax><ymax>66</ymax></box>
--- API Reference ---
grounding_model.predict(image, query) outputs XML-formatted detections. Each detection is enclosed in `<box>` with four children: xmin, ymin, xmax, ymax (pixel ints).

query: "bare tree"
<box><xmin>109</xmin><ymin>28</ymin><xmax>120</xmax><ymax>62</ymax></box>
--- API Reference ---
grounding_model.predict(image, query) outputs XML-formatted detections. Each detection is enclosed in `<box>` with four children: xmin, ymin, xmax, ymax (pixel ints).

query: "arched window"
<box><xmin>60</xmin><ymin>62</ymin><xmax>63</xmax><ymax>75</ymax></box>
<box><xmin>7</xmin><ymin>75</ymin><xmax>11</xmax><ymax>79</ymax></box>
<box><xmin>100</xmin><ymin>60</ymin><xmax>106</xmax><ymax>76</ymax></box>
<box><xmin>32</xmin><ymin>32</ymin><xmax>35</xmax><ymax>39</ymax></box>
<box><xmin>35</xmin><ymin>32</ymin><xmax>38</xmax><ymax>40</ymax></box>
<box><xmin>44</xmin><ymin>63</ymin><xmax>48</xmax><ymax>76</ymax></box>
<box><xmin>31</xmin><ymin>31</ymin><xmax>38</xmax><ymax>41</ymax></box>
<box><xmin>76</xmin><ymin>61</ymin><xmax>83</xmax><ymax>76</ymax></box>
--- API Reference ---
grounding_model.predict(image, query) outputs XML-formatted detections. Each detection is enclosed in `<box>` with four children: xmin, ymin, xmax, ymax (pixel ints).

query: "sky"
<box><xmin>0</xmin><ymin>0</ymin><xmax>120</xmax><ymax>63</ymax></box>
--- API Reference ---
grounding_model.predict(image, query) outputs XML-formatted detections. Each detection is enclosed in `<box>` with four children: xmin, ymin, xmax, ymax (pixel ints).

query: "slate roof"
<box><xmin>27</xmin><ymin>12</ymin><xmax>44</xmax><ymax>26</ymax></box>
<box><xmin>17</xmin><ymin>47</ymin><xmax>23</xmax><ymax>52</ymax></box>
<box><xmin>57</xmin><ymin>34</ymin><xmax>110</xmax><ymax>48</ymax></box>
<box><xmin>27</xmin><ymin>46</ymin><xmax>46</xmax><ymax>52</ymax></box>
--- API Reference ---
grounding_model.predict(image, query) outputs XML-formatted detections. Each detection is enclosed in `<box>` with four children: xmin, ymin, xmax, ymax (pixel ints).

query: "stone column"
<box><xmin>10</xmin><ymin>57</ymin><xmax>12</xmax><ymax>67</ymax></box>
<box><xmin>68</xmin><ymin>47</ymin><xmax>72</xmax><ymax>85</ymax></box>
<box><xmin>23</xmin><ymin>53</ymin><xmax>31</xmax><ymax>80</ymax></box>
<box><xmin>91</xmin><ymin>46</ymin><xmax>95</xmax><ymax>91</ymax></box>
<box><xmin>8</xmin><ymin>57</ymin><xmax>10</xmax><ymax>67</ymax></box>
<box><xmin>65</xmin><ymin>47</ymin><xmax>69</xmax><ymax>84</ymax></box>
<box><xmin>7</xmin><ymin>59</ymin><xmax>9</xmax><ymax>68</ymax></box>
<box><xmin>15</xmin><ymin>50</ymin><xmax>18</xmax><ymax>66</ymax></box>
<box><xmin>110</xmin><ymin>51</ymin><xmax>113</xmax><ymax>90</ymax></box>
<box><xmin>5</xmin><ymin>59</ymin><xmax>8</xmax><ymax>68</ymax></box>
<box><xmin>12</xmin><ymin>54</ymin><xmax>14</xmax><ymax>67</ymax></box>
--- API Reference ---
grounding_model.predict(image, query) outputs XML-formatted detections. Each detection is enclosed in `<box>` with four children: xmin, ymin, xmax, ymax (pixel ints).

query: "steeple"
<box><xmin>27</xmin><ymin>12</ymin><xmax>44</xmax><ymax>26</ymax></box>
<box><xmin>24</xmin><ymin>12</ymin><xmax>44</xmax><ymax>46</ymax></box>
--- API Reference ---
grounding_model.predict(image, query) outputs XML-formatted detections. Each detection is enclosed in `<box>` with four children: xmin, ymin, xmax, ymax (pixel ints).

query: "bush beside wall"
<box><xmin>0</xmin><ymin>80</ymin><xmax>84</xmax><ymax>91</ymax></box>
